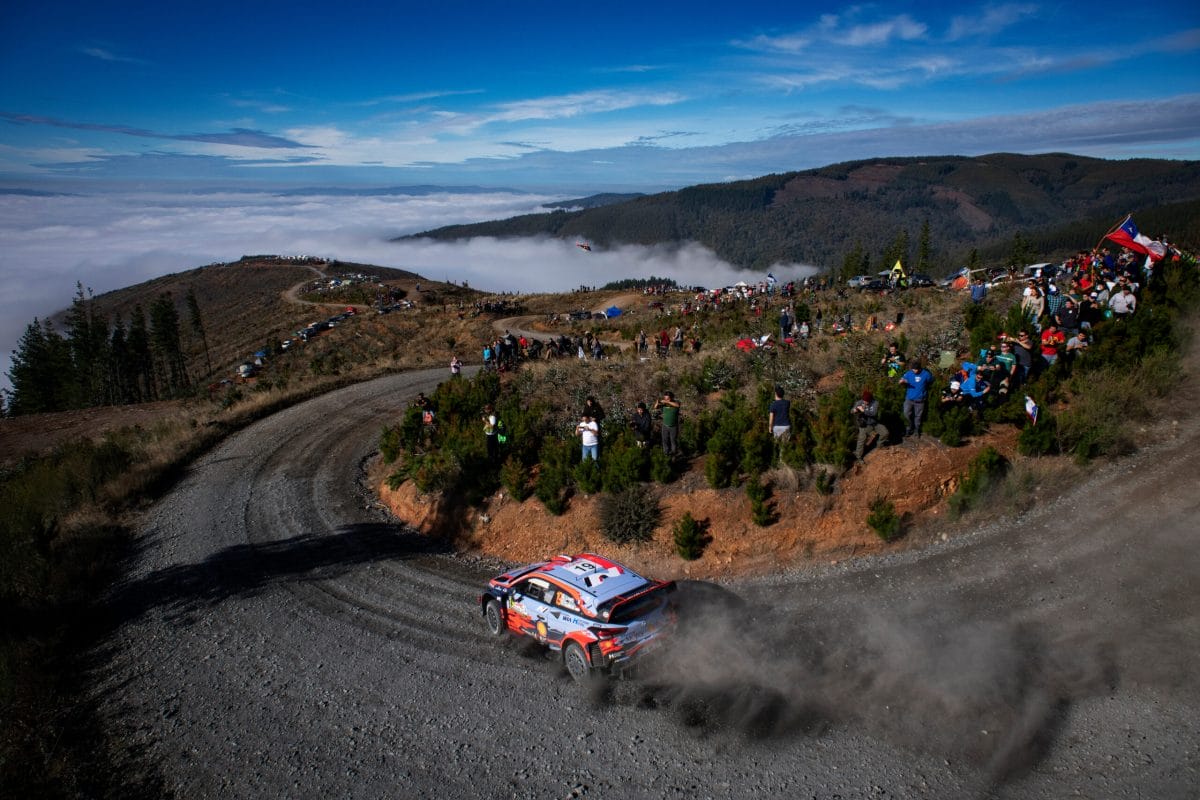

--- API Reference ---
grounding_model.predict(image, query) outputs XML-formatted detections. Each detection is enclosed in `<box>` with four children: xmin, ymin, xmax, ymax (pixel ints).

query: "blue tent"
<box><xmin>605</xmin><ymin>306</ymin><xmax>623</xmax><ymax>318</ymax></box>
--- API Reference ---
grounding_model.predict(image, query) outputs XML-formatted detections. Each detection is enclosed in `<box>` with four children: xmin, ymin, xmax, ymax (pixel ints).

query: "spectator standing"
<box><xmin>768</xmin><ymin>386</ymin><xmax>792</xmax><ymax>439</ymax></box>
<box><xmin>576</xmin><ymin>414</ymin><xmax>600</xmax><ymax>462</ymax></box>
<box><xmin>881</xmin><ymin>341</ymin><xmax>907</xmax><ymax>378</ymax></box>
<box><xmin>653</xmin><ymin>391</ymin><xmax>681</xmax><ymax>456</ymax></box>
<box><xmin>970</xmin><ymin>277</ymin><xmax>988</xmax><ymax>303</ymax></box>
<box><xmin>630</xmin><ymin>402</ymin><xmax>653</xmax><ymax>447</ymax></box>
<box><xmin>1006</xmin><ymin>331</ymin><xmax>1035</xmax><ymax>383</ymax></box>
<box><xmin>1110</xmin><ymin>285</ymin><xmax>1137</xmax><ymax>318</ymax></box>
<box><xmin>899</xmin><ymin>358</ymin><xmax>934</xmax><ymax>437</ymax></box>
<box><xmin>449</xmin><ymin>354</ymin><xmax>462</xmax><ymax>377</ymax></box>
<box><xmin>1021</xmin><ymin>288</ymin><xmax>1045</xmax><ymax>332</ymax></box>
<box><xmin>582</xmin><ymin>397</ymin><xmax>605</xmax><ymax>425</ymax></box>
<box><xmin>779</xmin><ymin>309</ymin><xmax>792</xmax><ymax>342</ymax></box>
<box><xmin>852</xmin><ymin>389</ymin><xmax>888</xmax><ymax>462</ymax></box>
<box><xmin>1056</xmin><ymin>298</ymin><xmax>1081</xmax><ymax>336</ymax></box>
<box><xmin>482</xmin><ymin>404</ymin><xmax>499</xmax><ymax>461</ymax></box>
<box><xmin>1040</xmin><ymin>323</ymin><xmax>1066</xmax><ymax>366</ymax></box>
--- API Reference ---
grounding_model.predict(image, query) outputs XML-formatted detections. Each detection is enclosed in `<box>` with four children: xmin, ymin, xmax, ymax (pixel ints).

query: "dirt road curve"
<box><xmin>97</xmin><ymin>368</ymin><xmax>1200</xmax><ymax>798</ymax></box>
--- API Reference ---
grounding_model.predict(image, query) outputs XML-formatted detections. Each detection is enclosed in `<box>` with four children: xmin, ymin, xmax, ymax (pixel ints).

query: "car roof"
<box><xmin>522</xmin><ymin>554</ymin><xmax>652</xmax><ymax>609</ymax></box>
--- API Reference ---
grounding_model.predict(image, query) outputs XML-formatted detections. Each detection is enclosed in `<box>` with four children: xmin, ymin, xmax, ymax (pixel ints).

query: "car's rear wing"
<box><xmin>600</xmin><ymin>581</ymin><xmax>677</xmax><ymax>624</ymax></box>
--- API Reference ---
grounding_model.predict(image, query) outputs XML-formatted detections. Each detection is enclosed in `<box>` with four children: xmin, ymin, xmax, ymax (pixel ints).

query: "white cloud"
<box><xmin>945</xmin><ymin>4</ymin><xmax>1040</xmax><ymax>41</ymax></box>
<box><xmin>833</xmin><ymin>15</ymin><xmax>928</xmax><ymax>47</ymax></box>
<box><xmin>0</xmin><ymin>190</ymin><xmax>814</xmax><ymax>389</ymax></box>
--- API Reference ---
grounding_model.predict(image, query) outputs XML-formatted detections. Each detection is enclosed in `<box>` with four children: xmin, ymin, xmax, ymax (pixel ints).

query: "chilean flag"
<box><xmin>1024</xmin><ymin>395</ymin><xmax>1039</xmax><ymax>426</ymax></box>
<box><xmin>1105</xmin><ymin>215</ymin><xmax>1166</xmax><ymax>261</ymax></box>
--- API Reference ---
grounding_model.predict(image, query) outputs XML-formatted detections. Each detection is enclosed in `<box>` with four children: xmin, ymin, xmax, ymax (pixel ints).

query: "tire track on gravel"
<box><xmin>95</xmin><ymin>363</ymin><xmax>1200</xmax><ymax>799</ymax></box>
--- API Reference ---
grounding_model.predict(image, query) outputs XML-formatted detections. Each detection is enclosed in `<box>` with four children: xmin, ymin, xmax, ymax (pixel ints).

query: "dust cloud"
<box><xmin>633</xmin><ymin>581</ymin><xmax>1116</xmax><ymax>782</ymax></box>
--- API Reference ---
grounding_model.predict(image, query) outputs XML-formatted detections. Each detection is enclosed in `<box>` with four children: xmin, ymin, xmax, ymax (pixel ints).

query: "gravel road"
<box><xmin>96</xmin><ymin>368</ymin><xmax>1200</xmax><ymax>799</ymax></box>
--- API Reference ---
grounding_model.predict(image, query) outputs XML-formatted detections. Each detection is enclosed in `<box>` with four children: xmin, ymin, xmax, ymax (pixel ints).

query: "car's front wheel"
<box><xmin>484</xmin><ymin>599</ymin><xmax>506</xmax><ymax>637</ymax></box>
<box><xmin>563</xmin><ymin>642</ymin><xmax>595</xmax><ymax>684</ymax></box>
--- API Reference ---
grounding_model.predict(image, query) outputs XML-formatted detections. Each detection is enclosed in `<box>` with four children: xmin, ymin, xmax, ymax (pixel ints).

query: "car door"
<box><xmin>508</xmin><ymin>578</ymin><xmax>555</xmax><ymax>641</ymax></box>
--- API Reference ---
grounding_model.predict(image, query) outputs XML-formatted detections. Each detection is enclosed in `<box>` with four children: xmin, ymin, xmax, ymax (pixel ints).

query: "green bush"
<box><xmin>500</xmin><ymin>456</ymin><xmax>531</xmax><ymax>501</ymax></box>
<box><xmin>573</xmin><ymin>457</ymin><xmax>602</xmax><ymax>494</ymax></box>
<box><xmin>866</xmin><ymin>496</ymin><xmax>902</xmax><ymax>541</ymax></box>
<box><xmin>535</xmin><ymin>438</ymin><xmax>573</xmax><ymax>515</ymax></box>
<box><xmin>1017</xmin><ymin>412</ymin><xmax>1060</xmax><ymax>456</ymax></box>
<box><xmin>741</xmin><ymin>428</ymin><xmax>776</xmax><ymax>476</ymax></box>
<box><xmin>811</xmin><ymin>384</ymin><xmax>856</xmax><ymax>467</ymax></box>
<box><xmin>947</xmin><ymin>446</ymin><xmax>1009</xmax><ymax>519</ymax></box>
<box><xmin>814</xmin><ymin>469</ymin><xmax>836</xmax><ymax>496</ymax></box>
<box><xmin>601</xmin><ymin>433</ymin><xmax>649</xmax><ymax>493</ymax></box>
<box><xmin>673</xmin><ymin>512</ymin><xmax>709</xmax><ymax>560</ymax></box>
<box><xmin>649</xmin><ymin>447</ymin><xmax>675</xmax><ymax>483</ymax></box>
<box><xmin>746</xmin><ymin>475</ymin><xmax>776</xmax><ymax>527</ymax></box>
<box><xmin>600</xmin><ymin>485</ymin><xmax>660</xmax><ymax>544</ymax></box>
<box><xmin>379</xmin><ymin>424</ymin><xmax>402</xmax><ymax>464</ymax></box>
<box><xmin>925</xmin><ymin>403</ymin><xmax>976</xmax><ymax>447</ymax></box>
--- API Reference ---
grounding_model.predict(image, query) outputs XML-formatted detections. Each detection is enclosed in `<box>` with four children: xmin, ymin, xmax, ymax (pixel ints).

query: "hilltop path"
<box><xmin>95</xmin><ymin>366</ymin><xmax>1200</xmax><ymax>798</ymax></box>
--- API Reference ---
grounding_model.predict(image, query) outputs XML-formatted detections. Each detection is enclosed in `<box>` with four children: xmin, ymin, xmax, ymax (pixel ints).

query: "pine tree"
<box><xmin>6</xmin><ymin>318</ymin><xmax>73</xmax><ymax>414</ymax></box>
<box><xmin>917</xmin><ymin>219</ymin><xmax>932</xmax><ymax>272</ymax></box>
<box><xmin>128</xmin><ymin>305</ymin><xmax>156</xmax><ymax>401</ymax></box>
<box><xmin>64</xmin><ymin>282</ymin><xmax>111</xmax><ymax>407</ymax></box>
<box><xmin>149</xmin><ymin>293</ymin><xmax>189</xmax><ymax>397</ymax></box>
<box><xmin>185</xmin><ymin>286</ymin><xmax>212</xmax><ymax>379</ymax></box>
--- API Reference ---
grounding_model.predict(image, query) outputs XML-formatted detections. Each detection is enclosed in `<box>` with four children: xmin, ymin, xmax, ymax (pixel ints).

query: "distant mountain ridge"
<box><xmin>401</xmin><ymin>153</ymin><xmax>1200</xmax><ymax>271</ymax></box>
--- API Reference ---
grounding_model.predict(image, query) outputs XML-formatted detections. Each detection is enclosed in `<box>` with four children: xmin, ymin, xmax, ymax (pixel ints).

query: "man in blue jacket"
<box><xmin>899</xmin><ymin>358</ymin><xmax>934</xmax><ymax>438</ymax></box>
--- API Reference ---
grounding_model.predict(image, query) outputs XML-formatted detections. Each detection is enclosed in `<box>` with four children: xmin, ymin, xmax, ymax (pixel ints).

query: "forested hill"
<box><xmin>400</xmin><ymin>153</ymin><xmax>1200</xmax><ymax>272</ymax></box>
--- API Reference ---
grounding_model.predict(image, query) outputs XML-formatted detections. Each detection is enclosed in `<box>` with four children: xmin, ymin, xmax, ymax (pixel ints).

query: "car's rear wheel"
<box><xmin>484</xmin><ymin>599</ymin><xmax>506</xmax><ymax>637</ymax></box>
<box><xmin>563</xmin><ymin>642</ymin><xmax>595</xmax><ymax>684</ymax></box>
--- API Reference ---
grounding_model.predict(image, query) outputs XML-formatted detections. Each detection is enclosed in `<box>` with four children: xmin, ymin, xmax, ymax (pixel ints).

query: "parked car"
<box><xmin>909</xmin><ymin>273</ymin><xmax>935</xmax><ymax>287</ymax></box>
<box><xmin>480</xmin><ymin>553</ymin><xmax>677</xmax><ymax>683</ymax></box>
<box><xmin>846</xmin><ymin>275</ymin><xmax>872</xmax><ymax>289</ymax></box>
<box><xmin>858</xmin><ymin>278</ymin><xmax>887</xmax><ymax>292</ymax></box>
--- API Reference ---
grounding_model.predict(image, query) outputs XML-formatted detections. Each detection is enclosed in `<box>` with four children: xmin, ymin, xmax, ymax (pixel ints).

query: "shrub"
<box><xmin>741</xmin><ymin>428</ymin><xmax>776</xmax><ymax>476</ymax></box>
<box><xmin>535</xmin><ymin>439</ymin><xmax>573</xmax><ymax>515</ymax></box>
<box><xmin>814</xmin><ymin>469</ymin><xmax>836</xmax><ymax>496</ymax></box>
<box><xmin>866</xmin><ymin>496</ymin><xmax>902</xmax><ymax>541</ymax></box>
<box><xmin>925</xmin><ymin>403</ymin><xmax>976</xmax><ymax>447</ymax></box>
<box><xmin>601</xmin><ymin>433</ymin><xmax>648</xmax><ymax>493</ymax></box>
<box><xmin>673</xmin><ymin>512</ymin><xmax>709</xmax><ymax>560</ymax></box>
<box><xmin>649</xmin><ymin>447</ymin><xmax>675</xmax><ymax>483</ymax></box>
<box><xmin>573</xmin><ymin>457</ymin><xmax>602</xmax><ymax>494</ymax></box>
<box><xmin>1017</xmin><ymin>413</ymin><xmax>1059</xmax><ymax>456</ymax></box>
<box><xmin>600</xmin><ymin>485</ymin><xmax>660</xmax><ymax>544</ymax></box>
<box><xmin>947</xmin><ymin>446</ymin><xmax>1009</xmax><ymax>519</ymax></box>
<box><xmin>379</xmin><ymin>424</ymin><xmax>402</xmax><ymax>464</ymax></box>
<box><xmin>746</xmin><ymin>475</ymin><xmax>776</xmax><ymax>527</ymax></box>
<box><xmin>811</xmin><ymin>384</ymin><xmax>856</xmax><ymax>467</ymax></box>
<box><xmin>500</xmin><ymin>456</ymin><xmax>530</xmax><ymax>501</ymax></box>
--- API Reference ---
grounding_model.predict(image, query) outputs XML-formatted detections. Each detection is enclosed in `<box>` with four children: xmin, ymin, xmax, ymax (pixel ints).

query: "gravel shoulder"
<box><xmin>94</xmin><ymin>366</ymin><xmax>1200</xmax><ymax>799</ymax></box>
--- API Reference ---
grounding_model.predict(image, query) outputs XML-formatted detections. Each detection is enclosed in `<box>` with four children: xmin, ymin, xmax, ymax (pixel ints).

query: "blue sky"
<box><xmin>2</xmin><ymin>0</ymin><xmax>1199</xmax><ymax>192</ymax></box>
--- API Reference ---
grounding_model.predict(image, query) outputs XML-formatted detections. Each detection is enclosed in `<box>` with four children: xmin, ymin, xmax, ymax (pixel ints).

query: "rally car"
<box><xmin>479</xmin><ymin>553</ymin><xmax>676</xmax><ymax>682</ymax></box>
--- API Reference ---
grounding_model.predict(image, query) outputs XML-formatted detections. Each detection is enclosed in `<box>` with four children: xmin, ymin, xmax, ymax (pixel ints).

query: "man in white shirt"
<box><xmin>576</xmin><ymin>414</ymin><xmax>600</xmax><ymax>461</ymax></box>
<box><xmin>1109</xmin><ymin>286</ymin><xmax>1137</xmax><ymax>317</ymax></box>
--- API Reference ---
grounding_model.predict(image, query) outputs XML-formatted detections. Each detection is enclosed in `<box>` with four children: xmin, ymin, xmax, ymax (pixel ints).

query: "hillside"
<box><xmin>403</xmin><ymin>153</ymin><xmax>1200</xmax><ymax>271</ymax></box>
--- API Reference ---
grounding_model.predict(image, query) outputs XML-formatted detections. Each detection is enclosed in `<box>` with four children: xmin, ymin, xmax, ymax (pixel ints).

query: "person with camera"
<box><xmin>852</xmin><ymin>388</ymin><xmax>888</xmax><ymax>463</ymax></box>
<box><xmin>652</xmin><ymin>391</ymin><xmax>681</xmax><ymax>456</ymax></box>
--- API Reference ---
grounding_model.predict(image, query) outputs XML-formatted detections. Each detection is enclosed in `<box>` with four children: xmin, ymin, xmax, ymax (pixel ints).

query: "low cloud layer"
<box><xmin>0</xmin><ymin>190</ymin><xmax>815</xmax><ymax>390</ymax></box>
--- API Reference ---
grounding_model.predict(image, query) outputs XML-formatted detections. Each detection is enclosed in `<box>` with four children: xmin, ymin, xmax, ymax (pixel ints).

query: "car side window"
<box><xmin>516</xmin><ymin>578</ymin><xmax>550</xmax><ymax>603</ymax></box>
<box><xmin>555</xmin><ymin>591</ymin><xmax>579</xmax><ymax>613</ymax></box>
